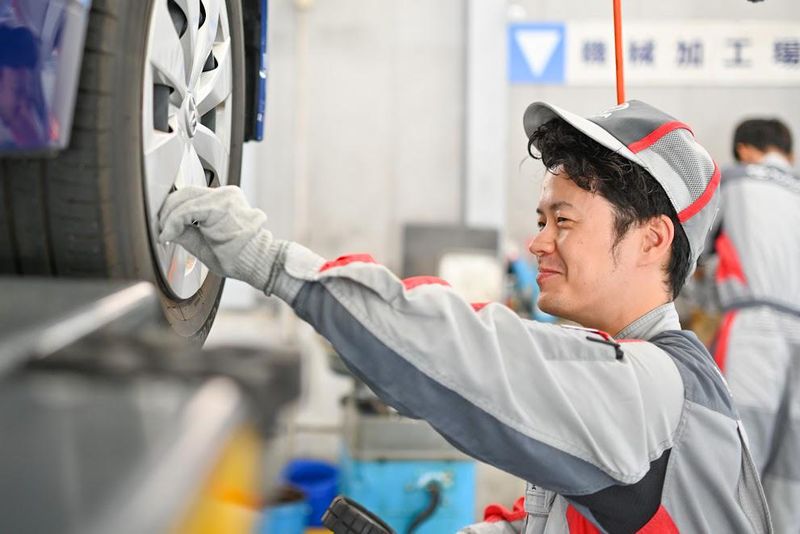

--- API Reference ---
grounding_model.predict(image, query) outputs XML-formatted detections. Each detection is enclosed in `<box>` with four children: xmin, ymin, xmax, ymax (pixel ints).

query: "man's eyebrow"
<box><xmin>536</xmin><ymin>201</ymin><xmax>575</xmax><ymax>214</ymax></box>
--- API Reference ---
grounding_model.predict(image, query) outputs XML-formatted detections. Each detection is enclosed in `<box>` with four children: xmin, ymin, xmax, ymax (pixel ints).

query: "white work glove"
<box><xmin>158</xmin><ymin>185</ymin><xmax>277</xmax><ymax>291</ymax></box>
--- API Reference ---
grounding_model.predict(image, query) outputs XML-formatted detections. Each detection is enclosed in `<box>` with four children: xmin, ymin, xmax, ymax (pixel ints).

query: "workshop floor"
<box><xmin>207</xmin><ymin>303</ymin><xmax>527</xmax><ymax>521</ymax></box>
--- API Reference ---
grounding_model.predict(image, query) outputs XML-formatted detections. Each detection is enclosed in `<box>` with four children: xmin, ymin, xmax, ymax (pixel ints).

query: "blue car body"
<box><xmin>0</xmin><ymin>0</ymin><xmax>267</xmax><ymax>155</ymax></box>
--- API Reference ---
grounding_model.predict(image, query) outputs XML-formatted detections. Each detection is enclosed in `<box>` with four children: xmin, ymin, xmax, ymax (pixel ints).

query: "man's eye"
<box><xmin>556</xmin><ymin>217</ymin><xmax>570</xmax><ymax>225</ymax></box>
<box><xmin>536</xmin><ymin>221</ymin><xmax>545</xmax><ymax>230</ymax></box>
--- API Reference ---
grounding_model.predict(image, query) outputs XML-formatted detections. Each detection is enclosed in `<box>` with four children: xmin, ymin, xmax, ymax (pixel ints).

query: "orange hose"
<box><xmin>613</xmin><ymin>0</ymin><xmax>625</xmax><ymax>104</ymax></box>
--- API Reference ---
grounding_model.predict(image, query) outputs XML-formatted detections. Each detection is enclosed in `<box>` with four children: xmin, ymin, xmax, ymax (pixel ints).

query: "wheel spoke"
<box><xmin>173</xmin><ymin>0</ymin><xmax>202</xmax><ymax>86</ymax></box>
<box><xmin>193</xmin><ymin>124</ymin><xmax>229</xmax><ymax>185</ymax></box>
<box><xmin>144</xmin><ymin>131</ymin><xmax>185</xmax><ymax>218</ymax></box>
<box><xmin>149</xmin><ymin>0</ymin><xmax>187</xmax><ymax>97</ymax></box>
<box><xmin>190</xmin><ymin>0</ymin><xmax>223</xmax><ymax>88</ymax></box>
<box><xmin>196</xmin><ymin>40</ymin><xmax>231</xmax><ymax>116</ymax></box>
<box><xmin>175</xmin><ymin>144</ymin><xmax>209</xmax><ymax>188</ymax></box>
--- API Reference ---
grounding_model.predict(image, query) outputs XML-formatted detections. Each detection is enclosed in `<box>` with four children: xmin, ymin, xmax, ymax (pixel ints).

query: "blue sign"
<box><xmin>508</xmin><ymin>23</ymin><xmax>566</xmax><ymax>84</ymax></box>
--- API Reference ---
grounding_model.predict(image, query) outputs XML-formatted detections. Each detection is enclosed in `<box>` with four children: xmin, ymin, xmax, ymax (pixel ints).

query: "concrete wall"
<box><xmin>245</xmin><ymin>0</ymin><xmax>800</xmax><ymax>270</ymax></box>
<box><xmin>248</xmin><ymin>0</ymin><xmax>465</xmax><ymax>273</ymax></box>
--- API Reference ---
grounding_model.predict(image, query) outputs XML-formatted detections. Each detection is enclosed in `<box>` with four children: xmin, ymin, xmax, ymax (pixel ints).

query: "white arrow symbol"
<box><xmin>515</xmin><ymin>29</ymin><xmax>562</xmax><ymax>77</ymax></box>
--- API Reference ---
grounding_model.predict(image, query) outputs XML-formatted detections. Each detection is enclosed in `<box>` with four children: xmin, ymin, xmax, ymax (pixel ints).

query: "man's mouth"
<box><xmin>536</xmin><ymin>268</ymin><xmax>561</xmax><ymax>284</ymax></box>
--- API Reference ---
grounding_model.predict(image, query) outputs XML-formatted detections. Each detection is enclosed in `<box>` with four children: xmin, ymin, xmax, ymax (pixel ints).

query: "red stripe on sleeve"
<box><xmin>319</xmin><ymin>254</ymin><xmax>377</xmax><ymax>272</ymax></box>
<box><xmin>402</xmin><ymin>276</ymin><xmax>451</xmax><ymax>290</ymax></box>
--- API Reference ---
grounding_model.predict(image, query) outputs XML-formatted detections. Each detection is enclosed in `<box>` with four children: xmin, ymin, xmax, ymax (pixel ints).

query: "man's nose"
<box><xmin>528</xmin><ymin>227</ymin><xmax>555</xmax><ymax>258</ymax></box>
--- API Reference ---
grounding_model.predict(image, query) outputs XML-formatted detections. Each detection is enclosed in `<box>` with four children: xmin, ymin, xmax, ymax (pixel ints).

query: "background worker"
<box><xmin>712</xmin><ymin>118</ymin><xmax>800</xmax><ymax>532</ymax></box>
<box><xmin>159</xmin><ymin>101</ymin><xmax>771</xmax><ymax>532</ymax></box>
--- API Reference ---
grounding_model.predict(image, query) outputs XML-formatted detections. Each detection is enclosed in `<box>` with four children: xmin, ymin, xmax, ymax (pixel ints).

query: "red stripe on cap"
<box><xmin>628</xmin><ymin>121</ymin><xmax>694</xmax><ymax>154</ymax></box>
<box><xmin>319</xmin><ymin>254</ymin><xmax>377</xmax><ymax>272</ymax></box>
<box><xmin>714</xmin><ymin>232</ymin><xmax>746</xmax><ymax>284</ymax></box>
<box><xmin>713</xmin><ymin>311</ymin><xmax>738</xmax><ymax>372</ymax></box>
<box><xmin>402</xmin><ymin>276</ymin><xmax>451</xmax><ymax>290</ymax></box>
<box><xmin>471</xmin><ymin>302</ymin><xmax>489</xmax><ymax>311</ymax></box>
<box><xmin>677</xmin><ymin>163</ymin><xmax>720</xmax><ymax>223</ymax></box>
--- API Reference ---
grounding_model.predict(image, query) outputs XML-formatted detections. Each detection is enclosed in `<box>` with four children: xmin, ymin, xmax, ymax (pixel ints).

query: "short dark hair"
<box><xmin>528</xmin><ymin>118</ymin><xmax>691</xmax><ymax>299</ymax></box>
<box><xmin>733</xmin><ymin>118</ymin><xmax>792</xmax><ymax>161</ymax></box>
<box><xmin>0</xmin><ymin>25</ymin><xmax>38</xmax><ymax>70</ymax></box>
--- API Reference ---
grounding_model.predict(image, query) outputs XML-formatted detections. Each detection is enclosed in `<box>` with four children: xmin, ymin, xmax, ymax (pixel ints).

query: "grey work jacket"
<box><xmin>266</xmin><ymin>242</ymin><xmax>772</xmax><ymax>533</ymax></box>
<box><xmin>712</xmin><ymin>157</ymin><xmax>800</xmax><ymax>533</ymax></box>
<box><xmin>716</xmin><ymin>158</ymin><xmax>800</xmax><ymax>316</ymax></box>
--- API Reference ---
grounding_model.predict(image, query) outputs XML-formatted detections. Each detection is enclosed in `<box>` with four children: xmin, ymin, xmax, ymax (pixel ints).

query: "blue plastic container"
<box><xmin>340</xmin><ymin>456</ymin><xmax>476</xmax><ymax>534</ymax></box>
<box><xmin>259</xmin><ymin>500</ymin><xmax>309</xmax><ymax>534</ymax></box>
<box><xmin>282</xmin><ymin>459</ymin><xmax>339</xmax><ymax>527</ymax></box>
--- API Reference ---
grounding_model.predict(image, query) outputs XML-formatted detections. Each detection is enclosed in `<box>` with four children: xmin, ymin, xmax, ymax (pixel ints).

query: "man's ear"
<box><xmin>736</xmin><ymin>143</ymin><xmax>765</xmax><ymax>164</ymax></box>
<box><xmin>640</xmin><ymin>215</ymin><xmax>674</xmax><ymax>267</ymax></box>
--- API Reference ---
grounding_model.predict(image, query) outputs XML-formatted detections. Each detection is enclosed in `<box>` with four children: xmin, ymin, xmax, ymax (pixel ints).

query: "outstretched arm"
<box><xmin>159</xmin><ymin>186</ymin><xmax>684</xmax><ymax>494</ymax></box>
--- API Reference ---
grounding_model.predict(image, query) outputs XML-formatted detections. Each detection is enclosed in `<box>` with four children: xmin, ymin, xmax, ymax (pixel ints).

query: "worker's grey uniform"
<box><xmin>714</xmin><ymin>156</ymin><xmax>800</xmax><ymax>532</ymax></box>
<box><xmin>265</xmin><ymin>241</ymin><xmax>771</xmax><ymax>533</ymax></box>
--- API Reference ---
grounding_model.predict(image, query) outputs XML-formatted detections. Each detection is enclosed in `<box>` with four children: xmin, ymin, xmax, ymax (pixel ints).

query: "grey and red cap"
<box><xmin>523</xmin><ymin>100</ymin><xmax>720</xmax><ymax>272</ymax></box>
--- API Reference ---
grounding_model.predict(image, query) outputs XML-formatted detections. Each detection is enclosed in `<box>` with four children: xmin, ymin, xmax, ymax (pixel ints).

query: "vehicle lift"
<box><xmin>0</xmin><ymin>278</ymin><xmax>300</xmax><ymax>534</ymax></box>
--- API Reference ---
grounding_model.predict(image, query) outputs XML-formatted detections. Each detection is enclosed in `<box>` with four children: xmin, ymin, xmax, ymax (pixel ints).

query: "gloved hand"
<box><xmin>158</xmin><ymin>185</ymin><xmax>276</xmax><ymax>290</ymax></box>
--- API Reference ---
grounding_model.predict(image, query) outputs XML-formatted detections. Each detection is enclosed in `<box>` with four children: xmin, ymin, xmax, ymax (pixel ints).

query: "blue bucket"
<box><xmin>282</xmin><ymin>459</ymin><xmax>338</xmax><ymax>527</ymax></box>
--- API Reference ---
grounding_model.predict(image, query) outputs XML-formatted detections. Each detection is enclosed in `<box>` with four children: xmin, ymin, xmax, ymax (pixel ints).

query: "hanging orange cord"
<box><xmin>613</xmin><ymin>0</ymin><xmax>625</xmax><ymax>104</ymax></box>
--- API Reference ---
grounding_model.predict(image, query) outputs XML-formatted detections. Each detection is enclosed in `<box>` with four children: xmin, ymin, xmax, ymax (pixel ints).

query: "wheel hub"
<box><xmin>182</xmin><ymin>93</ymin><xmax>199</xmax><ymax>138</ymax></box>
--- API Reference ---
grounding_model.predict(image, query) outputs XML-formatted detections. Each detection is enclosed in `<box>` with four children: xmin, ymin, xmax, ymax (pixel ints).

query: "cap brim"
<box><xmin>523</xmin><ymin>102</ymin><xmax>645</xmax><ymax>166</ymax></box>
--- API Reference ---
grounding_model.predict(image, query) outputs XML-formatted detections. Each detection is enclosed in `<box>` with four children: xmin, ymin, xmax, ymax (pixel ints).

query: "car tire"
<box><xmin>0</xmin><ymin>0</ymin><xmax>246</xmax><ymax>343</ymax></box>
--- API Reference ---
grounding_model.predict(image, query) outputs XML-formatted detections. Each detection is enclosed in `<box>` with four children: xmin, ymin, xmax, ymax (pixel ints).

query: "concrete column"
<box><xmin>463</xmin><ymin>0</ymin><xmax>509</xmax><ymax>230</ymax></box>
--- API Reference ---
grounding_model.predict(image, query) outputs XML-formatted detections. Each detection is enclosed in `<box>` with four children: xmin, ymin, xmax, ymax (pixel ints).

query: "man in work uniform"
<box><xmin>712</xmin><ymin>118</ymin><xmax>800</xmax><ymax>532</ymax></box>
<box><xmin>159</xmin><ymin>101</ymin><xmax>772</xmax><ymax>532</ymax></box>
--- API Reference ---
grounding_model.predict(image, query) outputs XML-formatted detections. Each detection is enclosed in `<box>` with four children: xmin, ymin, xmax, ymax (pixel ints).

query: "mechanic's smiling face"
<box><xmin>529</xmin><ymin>168</ymin><xmax>642</xmax><ymax>332</ymax></box>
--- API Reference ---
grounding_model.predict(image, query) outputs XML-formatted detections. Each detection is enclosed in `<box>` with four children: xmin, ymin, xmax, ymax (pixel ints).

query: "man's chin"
<box><xmin>537</xmin><ymin>294</ymin><xmax>565</xmax><ymax>319</ymax></box>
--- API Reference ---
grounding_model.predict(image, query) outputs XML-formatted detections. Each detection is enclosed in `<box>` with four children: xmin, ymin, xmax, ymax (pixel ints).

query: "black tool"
<box><xmin>322</xmin><ymin>496</ymin><xmax>396</xmax><ymax>534</ymax></box>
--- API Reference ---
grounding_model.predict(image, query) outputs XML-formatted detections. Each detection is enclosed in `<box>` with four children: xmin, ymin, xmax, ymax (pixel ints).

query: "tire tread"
<box><xmin>0</xmin><ymin>3</ymin><xmax>118</xmax><ymax>278</ymax></box>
